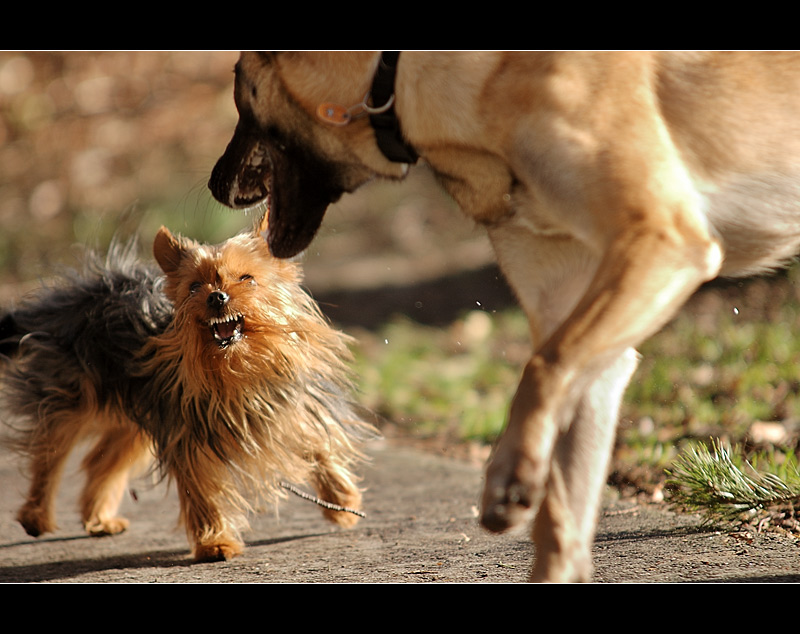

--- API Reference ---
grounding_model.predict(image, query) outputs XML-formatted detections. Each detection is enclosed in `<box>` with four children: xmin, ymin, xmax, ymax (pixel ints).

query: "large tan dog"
<box><xmin>209</xmin><ymin>51</ymin><xmax>800</xmax><ymax>582</ymax></box>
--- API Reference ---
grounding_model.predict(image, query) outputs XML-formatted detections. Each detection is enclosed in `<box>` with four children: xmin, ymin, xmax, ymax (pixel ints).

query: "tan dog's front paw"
<box><xmin>481</xmin><ymin>484</ymin><xmax>535</xmax><ymax>533</ymax></box>
<box><xmin>480</xmin><ymin>450</ymin><xmax>543</xmax><ymax>533</ymax></box>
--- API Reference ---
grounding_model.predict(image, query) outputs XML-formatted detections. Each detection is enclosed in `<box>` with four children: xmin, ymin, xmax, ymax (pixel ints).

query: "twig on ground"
<box><xmin>280</xmin><ymin>481</ymin><xmax>366</xmax><ymax>518</ymax></box>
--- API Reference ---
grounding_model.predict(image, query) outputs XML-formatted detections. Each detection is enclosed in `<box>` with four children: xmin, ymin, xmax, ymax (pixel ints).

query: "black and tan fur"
<box><xmin>1</xmin><ymin>218</ymin><xmax>374</xmax><ymax>562</ymax></box>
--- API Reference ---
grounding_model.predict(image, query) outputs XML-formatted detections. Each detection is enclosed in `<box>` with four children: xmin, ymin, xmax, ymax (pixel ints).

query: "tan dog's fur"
<box><xmin>209</xmin><ymin>51</ymin><xmax>800</xmax><ymax>581</ymax></box>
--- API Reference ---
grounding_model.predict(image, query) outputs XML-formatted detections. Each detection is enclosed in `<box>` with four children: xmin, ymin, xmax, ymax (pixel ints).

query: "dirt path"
<box><xmin>2</xmin><ymin>439</ymin><xmax>799</xmax><ymax>583</ymax></box>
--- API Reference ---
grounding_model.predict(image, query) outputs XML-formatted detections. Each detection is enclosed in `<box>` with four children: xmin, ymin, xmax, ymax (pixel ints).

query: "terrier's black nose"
<box><xmin>207</xmin><ymin>291</ymin><xmax>229</xmax><ymax>309</ymax></box>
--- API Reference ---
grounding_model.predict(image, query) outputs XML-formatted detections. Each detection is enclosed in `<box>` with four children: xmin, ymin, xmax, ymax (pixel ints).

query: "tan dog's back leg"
<box><xmin>530</xmin><ymin>348</ymin><xmax>638</xmax><ymax>581</ymax></box>
<box><xmin>80</xmin><ymin>419</ymin><xmax>151</xmax><ymax>536</ymax></box>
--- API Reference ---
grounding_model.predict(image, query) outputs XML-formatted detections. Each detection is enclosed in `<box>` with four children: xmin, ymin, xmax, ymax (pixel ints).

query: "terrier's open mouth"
<box><xmin>208</xmin><ymin>314</ymin><xmax>244</xmax><ymax>348</ymax></box>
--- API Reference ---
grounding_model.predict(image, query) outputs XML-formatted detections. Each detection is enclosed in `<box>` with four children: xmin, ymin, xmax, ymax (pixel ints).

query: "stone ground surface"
<box><xmin>2</xmin><ymin>439</ymin><xmax>799</xmax><ymax>583</ymax></box>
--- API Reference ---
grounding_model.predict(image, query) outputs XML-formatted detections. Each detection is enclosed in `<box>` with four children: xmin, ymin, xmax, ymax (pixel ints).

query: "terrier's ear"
<box><xmin>153</xmin><ymin>226</ymin><xmax>185</xmax><ymax>275</ymax></box>
<box><xmin>254</xmin><ymin>212</ymin><xmax>270</xmax><ymax>248</ymax></box>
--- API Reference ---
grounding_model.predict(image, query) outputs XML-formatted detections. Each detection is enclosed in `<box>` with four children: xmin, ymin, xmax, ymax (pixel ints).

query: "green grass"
<box><xmin>351</xmin><ymin>309</ymin><xmax>530</xmax><ymax>443</ymax></box>
<box><xmin>350</xmin><ymin>271</ymin><xmax>800</xmax><ymax>487</ymax></box>
<box><xmin>621</xmin><ymin>283</ymin><xmax>800</xmax><ymax>472</ymax></box>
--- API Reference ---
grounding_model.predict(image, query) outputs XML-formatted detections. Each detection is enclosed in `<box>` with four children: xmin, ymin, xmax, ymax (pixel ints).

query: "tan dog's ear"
<box><xmin>153</xmin><ymin>226</ymin><xmax>185</xmax><ymax>275</ymax></box>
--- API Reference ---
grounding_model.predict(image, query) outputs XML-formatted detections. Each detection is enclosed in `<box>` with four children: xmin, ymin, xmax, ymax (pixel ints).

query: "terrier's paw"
<box><xmin>317</xmin><ymin>486</ymin><xmax>363</xmax><ymax>528</ymax></box>
<box><xmin>84</xmin><ymin>516</ymin><xmax>130</xmax><ymax>536</ymax></box>
<box><xmin>193</xmin><ymin>540</ymin><xmax>244</xmax><ymax>563</ymax></box>
<box><xmin>323</xmin><ymin>507</ymin><xmax>362</xmax><ymax>529</ymax></box>
<box><xmin>17</xmin><ymin>504</ymin><xmax>56</xmax><ymax>537</ymax></box>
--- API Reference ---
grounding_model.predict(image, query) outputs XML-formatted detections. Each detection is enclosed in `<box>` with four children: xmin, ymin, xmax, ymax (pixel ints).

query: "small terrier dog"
<box><xmin>0</xmin><ymin>219</ymin><xmax>375</xmax><ymax>562</ymax></box>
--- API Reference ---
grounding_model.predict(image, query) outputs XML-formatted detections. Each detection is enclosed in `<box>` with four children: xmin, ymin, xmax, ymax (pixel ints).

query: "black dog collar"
<box><xmin>368</xmin><ymin>52</ymin><xmax>419</xmax><ymax>165</ymax></box>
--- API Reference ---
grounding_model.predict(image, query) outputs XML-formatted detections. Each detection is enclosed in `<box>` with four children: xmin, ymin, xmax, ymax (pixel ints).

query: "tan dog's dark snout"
<box><xmin>209</xmin><ymin>119</ymin><xmax>348</xmax><ymax>258</ymax></box>
<box><xmin>209</xmin><ymin>121</ymin><xmax>271</xmax><ymax>209</ymax></box>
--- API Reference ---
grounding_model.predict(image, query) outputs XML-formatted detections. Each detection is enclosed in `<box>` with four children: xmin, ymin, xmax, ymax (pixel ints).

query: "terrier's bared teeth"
<box><xmin>207</xmin><ymin>313</ymin><xmax>243</xmax><ymax>327</ymax></box>
<box><xmin>207</xmin><ymin>313</ymin><xmax>245</xmax><ymax>348</ymax></box>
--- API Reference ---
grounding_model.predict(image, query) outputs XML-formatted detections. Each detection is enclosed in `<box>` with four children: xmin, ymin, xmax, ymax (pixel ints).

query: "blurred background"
<box><xmin>1</xmin><ymin>52</ymin><xmax>240</xmax><ymax>283</ymax></box>
<box><xmin>0</xmin><ymin>51</ymin><xmax>505</xmax><ymax>308</ymax></box>
<box><xmin>2</xmin><ymin>52</ymin><xmax>799</xmax><ymax>506</ymax></box>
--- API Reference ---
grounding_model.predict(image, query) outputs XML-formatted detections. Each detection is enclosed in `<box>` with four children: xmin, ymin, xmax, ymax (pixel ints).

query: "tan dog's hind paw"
<box><xmin>529</xmin><ymin>554</ymin><xmax>592</xmax><ymax>583</ymax></box>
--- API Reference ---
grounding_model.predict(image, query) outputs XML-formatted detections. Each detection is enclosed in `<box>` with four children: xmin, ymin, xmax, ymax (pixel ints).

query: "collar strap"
<box><xmin>368</xmin><ymin>52</ymin><xmax>419</xmax><ymax>164</ymax></box>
